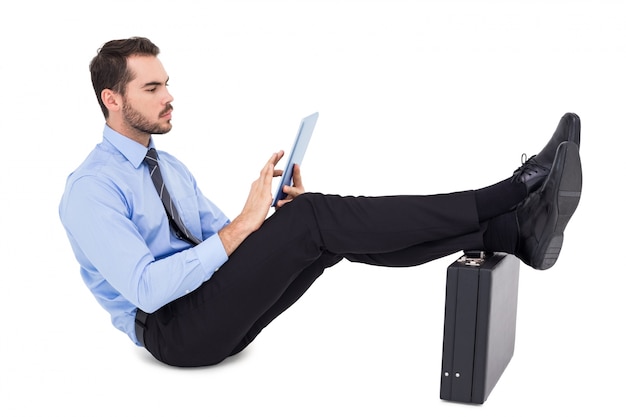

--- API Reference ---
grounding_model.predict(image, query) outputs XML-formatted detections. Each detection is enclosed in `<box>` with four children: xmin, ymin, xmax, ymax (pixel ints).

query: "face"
<box><xmin>117</xmin><ymin>55</ymin><xmax>174</xmax><ymax>142</ymax></box>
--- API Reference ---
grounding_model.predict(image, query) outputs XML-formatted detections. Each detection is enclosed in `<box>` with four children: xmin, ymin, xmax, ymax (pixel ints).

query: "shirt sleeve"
<box><xmin>61</xmin><ymin>175</ymin><xmax>228</xmax><ymax>313</ymax></box>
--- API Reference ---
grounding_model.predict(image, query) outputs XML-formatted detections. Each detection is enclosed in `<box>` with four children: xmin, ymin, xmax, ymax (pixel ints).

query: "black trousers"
<box><xmin>140</xmin><ymin>191</ymin><xmax>486</xmax><ymax>367</ymax></box>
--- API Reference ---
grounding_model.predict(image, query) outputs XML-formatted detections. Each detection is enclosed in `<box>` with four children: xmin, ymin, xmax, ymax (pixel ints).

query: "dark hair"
<box><xmin>89</xmin><ymin>37</ymin><xmax>160</xmax><ymax>118</ymax></box>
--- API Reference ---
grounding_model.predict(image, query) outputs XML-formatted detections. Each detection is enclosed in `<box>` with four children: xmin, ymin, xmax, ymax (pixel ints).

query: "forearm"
<box><xmin>217</xmin><ymin>214</ymin><xmax>259</xmax><ymax>256</ymax></box>
<box><xmin>136</xmin><ymin>236</ymin><xmax>228</xmax><ymax>312</ymax></box>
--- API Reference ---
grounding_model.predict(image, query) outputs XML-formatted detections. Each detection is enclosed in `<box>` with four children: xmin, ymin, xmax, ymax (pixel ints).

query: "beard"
<box><xmin>122</xmin><ymin>102</ymin><xmax>173</xmax><ymax>135</ymax></box>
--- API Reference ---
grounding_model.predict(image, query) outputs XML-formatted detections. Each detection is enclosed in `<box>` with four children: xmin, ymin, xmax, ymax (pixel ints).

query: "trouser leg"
<box><xmin>144</xmin><ymin>191</ymin><xmax>482</xmax><ymax>366</ymax></box>
<box><xmin>227</xmin><ymin>224</ymin><xmax>487</xmax><ymax>358</ymax></box>
<box><xmin>227</xmin><ymin>251</ymin><xmax>344</xmax><ymax>357</ymax></box>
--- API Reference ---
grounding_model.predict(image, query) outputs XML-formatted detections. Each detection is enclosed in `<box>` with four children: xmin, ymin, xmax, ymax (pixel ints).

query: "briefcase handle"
<box><xmin>457</xmin><ymin>250</ymin><xmax>494</xmax><ymax>267</ymax></box>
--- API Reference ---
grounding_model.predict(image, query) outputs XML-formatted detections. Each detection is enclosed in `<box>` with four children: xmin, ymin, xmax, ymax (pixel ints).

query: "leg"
<box><xmin>228</xmin><ymin>251</ymin><xmax>344</xmax><ymax>357</ymax></box>
<box><xmin>144</xmin><ymin>191</ymin><xmax>483</xmax><ymax>366</ymax></box>
<box><xmin>143</xmin><ymin>113</ymin><xmax>583</xmax><ymax>366</ymax></box>
<box><xmin>344</xmin><ymin>225</ymin><xmax>486</xmax><ymax>267</ymax></box>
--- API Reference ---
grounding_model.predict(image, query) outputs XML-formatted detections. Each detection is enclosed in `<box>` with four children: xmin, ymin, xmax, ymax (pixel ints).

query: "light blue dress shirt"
<box><xmin>59</xmin><ymin>125</ymin><xmax>230</xmax><ymax>345</ymax></box>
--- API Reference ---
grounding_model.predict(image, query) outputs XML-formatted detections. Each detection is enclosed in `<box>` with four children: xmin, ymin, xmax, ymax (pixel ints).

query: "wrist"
<box><xmin>218</xmin><ymin>215</ymin><xmax>255</xmax><ymax>255</ymax></box>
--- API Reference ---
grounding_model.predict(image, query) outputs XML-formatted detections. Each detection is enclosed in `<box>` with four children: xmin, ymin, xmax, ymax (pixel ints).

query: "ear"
<box><xmin>101</xmin><ymin>88</ymin><xmax>122</xmax><ymax>114</ymax></box>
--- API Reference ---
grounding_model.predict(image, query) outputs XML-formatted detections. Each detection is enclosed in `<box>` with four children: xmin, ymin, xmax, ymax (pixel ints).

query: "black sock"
<box><xmin>474</xmin><ymin>178</ymin><xmax>527</xmax><ymax>222</ymax></box>
<box><xmin>483</xmin><ymin>211</ymin><xmax>518</xmax><ymax>254</ymax></box>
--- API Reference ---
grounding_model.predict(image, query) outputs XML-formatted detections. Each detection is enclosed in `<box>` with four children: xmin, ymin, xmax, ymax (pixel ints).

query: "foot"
<box><xmin>515</xmin><ymin>141</ymin><xmax>582</xmax><ymax>270</ymax></box>
<box><xmin>512</xmin><ymin>113</ymin><xmax>581</xmax><ymax>194</ymax></box>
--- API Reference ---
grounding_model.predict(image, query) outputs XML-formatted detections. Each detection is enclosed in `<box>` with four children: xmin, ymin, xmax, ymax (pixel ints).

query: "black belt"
<box><xmin>134</xmin><ymin>309</ymin><xmax>149</xmax><ymax>347</ymax></box>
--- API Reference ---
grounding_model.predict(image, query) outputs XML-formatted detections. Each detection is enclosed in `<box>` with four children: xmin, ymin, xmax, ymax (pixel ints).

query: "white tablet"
<box><xmin>272</xmin><ymin>112</ymin><xmax>319</xmax><ymax>207</ymax></box>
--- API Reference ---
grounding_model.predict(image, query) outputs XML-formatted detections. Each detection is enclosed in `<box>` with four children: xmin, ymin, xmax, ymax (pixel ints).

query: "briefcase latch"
<box><xmin>457</xmin><ymin>250</ymin><xmax>488</xmax><ymax>267</ymax></box>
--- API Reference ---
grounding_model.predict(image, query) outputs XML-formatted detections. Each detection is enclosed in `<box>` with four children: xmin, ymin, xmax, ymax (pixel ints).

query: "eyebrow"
<box><xmin>141</xmin><ymin>77</ymin><xmax>169</xmax><ymax>88</ymax></box>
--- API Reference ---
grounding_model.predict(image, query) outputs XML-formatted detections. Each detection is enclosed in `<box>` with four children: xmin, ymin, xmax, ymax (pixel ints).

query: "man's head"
<box><xmin>90</xmin><ymin>37</ymin><xmax>174</xmax><ymax>145</ymax></box>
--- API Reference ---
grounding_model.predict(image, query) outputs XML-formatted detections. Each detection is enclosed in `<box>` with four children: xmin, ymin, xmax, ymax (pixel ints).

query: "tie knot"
<box><xmin>145</xmin><ymin>148</ymin><xmax>159</xmax><ymax>167</ymax></box>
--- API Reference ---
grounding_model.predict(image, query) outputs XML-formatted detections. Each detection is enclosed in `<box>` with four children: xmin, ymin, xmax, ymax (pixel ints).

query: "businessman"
<box><xmin>59</xmin><ymin>37</ymin><xmax>582</xmax><ymax>367</ymax></box>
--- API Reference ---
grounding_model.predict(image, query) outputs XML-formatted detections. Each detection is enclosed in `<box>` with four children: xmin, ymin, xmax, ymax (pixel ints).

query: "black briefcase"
<box><xmin>440</xmin><ymin>251</ymin><xmax>520</xmax><ymax>404</ymax></box>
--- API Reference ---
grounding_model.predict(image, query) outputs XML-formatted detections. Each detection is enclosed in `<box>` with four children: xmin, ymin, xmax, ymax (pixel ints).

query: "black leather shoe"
<box><xmin>515</xmin><ymin>141</ymin><xmax>582</xmax><ymax>270</ymax></box>
<box><xmin>512</xmin><ymin>113</ymin><xmax>581</xmax><ymax>194</ymax></box>
<box><xmin>536</xmin><ymin>112</ymin><xmax>581</xmax><ymax>161</ymax></box>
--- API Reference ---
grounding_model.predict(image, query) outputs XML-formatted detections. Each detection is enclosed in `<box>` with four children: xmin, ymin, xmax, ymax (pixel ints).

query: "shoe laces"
<box><xmin>511</xmin><ymin>153</ymin><xmax>546</xmax><ymax>183</ymax></box>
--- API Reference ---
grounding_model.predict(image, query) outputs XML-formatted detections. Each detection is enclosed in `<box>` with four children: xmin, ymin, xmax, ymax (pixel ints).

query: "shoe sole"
<box><xmin>535</xmin><ymin>142</ymin><xmax>582</xmax><ymax>269</ymax></box>
<box><xmin>566</xmin><ymin>112</ymin><xmax>581</xmax><ymax>150</ymax></box>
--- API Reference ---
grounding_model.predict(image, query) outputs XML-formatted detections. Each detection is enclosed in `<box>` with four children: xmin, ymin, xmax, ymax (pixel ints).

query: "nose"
<box><xmin>163</xmin><ymin>87</ymin><xmax>174</xmax><ymax>104</ymax></box>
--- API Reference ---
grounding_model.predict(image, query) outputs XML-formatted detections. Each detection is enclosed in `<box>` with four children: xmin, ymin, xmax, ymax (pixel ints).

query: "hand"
<box><xmin>275</xmin><ymin>163</ymin><xmax>305</xmax><ymax>208</ymax></box>
<box><xmin>218</xmin><ymin>151</ymin><xmax>284</xmax><ymax>255</ymax></box>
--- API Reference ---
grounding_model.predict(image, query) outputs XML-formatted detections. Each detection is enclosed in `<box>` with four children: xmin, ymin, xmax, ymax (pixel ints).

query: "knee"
<box><xmin>282</xmin><ymin>192</ymin><xmax>320</xmax><ymax>215</ymax></box>
<box><xmin>284</xmin><ymin>192</ymin><xmax>337</xmax><ymax>222</ymax></box>
<box><xmin>270</xmin><ymin>192</ymin><xmax>326</xmax><ymax>236</ymax></box>
<box><xmin>289</xmin><ymin>192</ymin><xmax>333</xmax><ymax>211</ymax></box>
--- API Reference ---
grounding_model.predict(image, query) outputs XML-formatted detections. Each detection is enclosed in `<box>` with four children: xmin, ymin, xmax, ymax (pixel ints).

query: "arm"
<box><xmin>60</xmin><ymin>175</ymin><xmax>228</xmax><ymax>313</ymax></box>
<box><xmin>218</xmin><ymin>151</ymin><xmax>305</xmax><ymax>255</ymax></box>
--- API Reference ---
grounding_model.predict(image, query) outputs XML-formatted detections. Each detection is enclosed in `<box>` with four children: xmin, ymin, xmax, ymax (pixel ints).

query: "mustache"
<box><xmin>160</xmin><ymin>104</ymin><xmax>174</xmax><ymax>116</ymax></box>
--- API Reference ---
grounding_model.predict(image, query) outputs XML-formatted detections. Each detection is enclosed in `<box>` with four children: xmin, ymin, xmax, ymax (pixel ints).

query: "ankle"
<box><xmin>475</xmin><ymin>179</ymin><xmax>527</xmax><ymax>222</ymax></box>
<box><xmin>483</xmin><ymin>211</ymin><xmax>518</xmax><ymax>254</ymax></box>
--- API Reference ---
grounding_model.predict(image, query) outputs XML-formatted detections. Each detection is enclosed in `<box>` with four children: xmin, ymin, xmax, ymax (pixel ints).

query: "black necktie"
<box><xmin>144</xmin><ymin>148</ymin><xmax>202</xmax><ymax>246</ymax></box>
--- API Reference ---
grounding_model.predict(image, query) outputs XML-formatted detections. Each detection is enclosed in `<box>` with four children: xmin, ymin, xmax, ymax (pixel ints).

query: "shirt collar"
<box><xmin>102</xmin><ymin>124</ymin><xmax>157</xmax><ymax>169</ymax></box>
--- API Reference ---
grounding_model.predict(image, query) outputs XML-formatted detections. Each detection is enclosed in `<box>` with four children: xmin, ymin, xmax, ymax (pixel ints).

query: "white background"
<box><xmin>1</xmin><ymin>0</ymin><xmax>624</xmax><ymax>415</ymax></box>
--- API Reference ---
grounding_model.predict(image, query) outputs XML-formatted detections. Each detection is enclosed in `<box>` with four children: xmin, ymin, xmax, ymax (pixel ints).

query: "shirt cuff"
<box><xmin>194</xmin><ymin>233</ymin><xmax>229</xmax><ymax>280</ymax></box>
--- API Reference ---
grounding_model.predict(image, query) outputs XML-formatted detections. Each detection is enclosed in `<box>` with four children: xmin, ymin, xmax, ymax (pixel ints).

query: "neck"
<box><xmin>106</xmin><ymin>119</ymin><xmax>151</xmax><ymax>147</ymax></box>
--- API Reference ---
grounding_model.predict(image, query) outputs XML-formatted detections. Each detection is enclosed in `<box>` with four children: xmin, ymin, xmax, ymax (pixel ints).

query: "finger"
<box><xmin>266</xmin><ymin>150</ymin><xmax>284</xmax><ymax>167</ymax></box>
<box><xmin>291</xmin><ymin>164</ymin><xmax>303</xmax><ymax>188</ymax></box>
<box><xmin>261</xmin><ymin>162</ymin><xmax>275</xmax><ymax>185</ymax></box>
<box><xmin>263</xmin><ymin>153</ymin><xmax>276</xmax><ymax>171</ymax></box>
<box><xmin>275</xmin><ymin>196</ymin><xmax>295</xmax><ymax>208</ymax></box>
<box><xmin>282</xmin><ymin>184</ymin><xmax>302</xmax><ymax>198</ymax></box>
